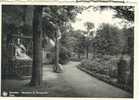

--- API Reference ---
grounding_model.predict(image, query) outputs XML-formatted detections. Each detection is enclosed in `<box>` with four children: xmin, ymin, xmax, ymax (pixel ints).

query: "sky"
<box><xmin>71</xmin><ymin>7</ymin><xmax>128</xmax><ymax>32</ymax></box>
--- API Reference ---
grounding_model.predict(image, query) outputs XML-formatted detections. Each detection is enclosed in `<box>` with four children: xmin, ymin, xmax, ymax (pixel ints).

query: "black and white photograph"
<box><xmin>1</xmin><ymin>5</ymin><xmax>134</xmax><ymax>97</ymax></box>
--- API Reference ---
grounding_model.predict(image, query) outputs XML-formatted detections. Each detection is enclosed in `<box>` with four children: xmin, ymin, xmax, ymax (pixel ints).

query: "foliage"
<box><xmin>79</xmin><ymin>53</ymin><xmax>132</xmax><ymax>92</ymax></box>
<box><xmin>60</xmin><ymin>30</ymin><xmax>77</xmax><ymax>52</ymax></box>
<box><xmin>122</xmin><ymin>27</ymin><xmax>134</xmax><ymax>55</ymax></box>
<box><xmin>112</xmin><ymin>6</ymin><xmax>134</xmax><ymax>22</ymax></box>
<box><xmin>60</xmin><ymin>30</ymin><xmax>86</xmax><ymax>56</ymax></box>
<box><xmin>42</xmin><ymin>6</ymin><xmax>81</xmax><ymax>39</ymax></box>
<box><xmin>84</xmin><ymin>22</ymin><xmax>95</xmax><ymax>32</ymax></box>
<box><xmin>73</xmin><ymin>31</ymin><xmax>86</xmax><ymax>54</ymax></box>
<box><xmin>100</xmin><ymin>6</ymin><xmax>134</xmax><ymax>22</ymax></box>
<box><xmin>59</xmin><ymin>46</ymin><xmax>71</xmax><ymax>64</ymax></box>
<box><xmin>80</xmin><ymin>54</ymin><xmax>130</xmax><ymax>79</ymax></box>
<box><xmin>80</xmin><ymin>56</ymin><xmax>119</xmax><ymax>77</ymax></box>
<box><xmin>2</xmin><ymin>5</ymin><xmax>33</xmax><ymax>36</ymax></box>
<box><xmin>93</xmin><ymin>24</ymin><xmax>125</xmax><ymax>55</ymax></box>
<box><xmin>51</xmin><ymin>46</ymin><xmax>71</xmax><ymax>65</ymax></box>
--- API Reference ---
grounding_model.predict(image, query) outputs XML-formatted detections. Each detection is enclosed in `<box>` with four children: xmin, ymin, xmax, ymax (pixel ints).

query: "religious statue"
<box><xmin>15</xmin><ymin>38</ymin><xmax>32</xmax><ymax>60</ymax></box>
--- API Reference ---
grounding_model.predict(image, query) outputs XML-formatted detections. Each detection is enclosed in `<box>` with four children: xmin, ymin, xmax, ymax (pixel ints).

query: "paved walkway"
<box><xmin>43</xmin><ymin>61</ymin><xmax>132</xmax><ymax>97</ymax></box>
<box><xmin>2</xmin><ymin>61</ymin><xmax>132</xmax><ymax>97</ymax></box>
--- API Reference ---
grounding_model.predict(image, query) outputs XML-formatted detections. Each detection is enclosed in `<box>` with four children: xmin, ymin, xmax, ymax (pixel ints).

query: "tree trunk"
<box><xmin>53</xmin><ymin>35</ymin><xmax>63</xmax><ymax>73</ymax></box>
<box><xmin>86</xmin><ymin>46</ymin><xmax>89</xmax><ymax>59</ymax></box>
<box><xmin>55</xmin><ymin>36</ymin><xmax>59</xmax><ymax>67</ymax></box>
<box><xmin>30</xmin><ymin>6</ymin><xmax>43</xmax><ymax>86</ymax></box>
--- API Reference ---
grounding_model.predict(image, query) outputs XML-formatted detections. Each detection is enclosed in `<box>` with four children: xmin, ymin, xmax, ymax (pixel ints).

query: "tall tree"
<box><xmin>54</xmin><ymin>28</ymin><xmax>62</xmax><ymax>72</ymax></box>
<box><xmin>112</xmin><ymin>6</ymin><xmax>134</xmax><ymax>87</ymax></box>
<box><xmin>84</xmin><ymin>22</ymin><xmax>94</xmax><ymax>59</ymax></box>
<box><xmin>30</xmin><ymin>6</ymin><xmax>43</xmax><ymax>86</ymax></box>
<box><xmin>42</xmin><ymin>6</ymin><xmax>81</xmax><ymax>72</ymax></box>
<box><xmin>72</xmin><ymin>30</ymin><xmax>85</xmax><ymax>59</ymax></box>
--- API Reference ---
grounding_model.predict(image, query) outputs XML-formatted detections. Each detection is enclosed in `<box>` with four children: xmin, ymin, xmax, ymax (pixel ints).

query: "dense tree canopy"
<box><xmin>42</xmin><ymin>6</ymin><xmax>81</xmax><ymax>39</ymax></box>
<box><xmin>93</xmin><ymin>23</ymin><xmax>125</xmax><ymax>55</ymax></box>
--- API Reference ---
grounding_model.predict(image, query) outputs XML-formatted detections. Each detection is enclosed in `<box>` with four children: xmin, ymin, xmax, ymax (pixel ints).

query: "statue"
<box><xmin>15</xmin><ymin>38</ymin><xmax>32</xmax><ymax>60</ymax></box>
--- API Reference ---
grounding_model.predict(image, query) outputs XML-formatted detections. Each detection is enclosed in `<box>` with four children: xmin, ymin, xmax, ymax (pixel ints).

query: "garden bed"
<box><xmin>77</xmin><ymin>57</ymin><xmax>133</xmax><ymax>93</ymax></box>
<box><xmin>77</xmin><ymin>66</ymin><xmax>132</xmax><ymax>93</ymax></box>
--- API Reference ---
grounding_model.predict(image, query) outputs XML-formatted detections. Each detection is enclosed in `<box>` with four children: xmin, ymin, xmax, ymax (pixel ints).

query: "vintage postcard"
<box><xmin>0</xmin><ymin>0</ymin><xmax>139</xmax><ymax>99</ymax></box>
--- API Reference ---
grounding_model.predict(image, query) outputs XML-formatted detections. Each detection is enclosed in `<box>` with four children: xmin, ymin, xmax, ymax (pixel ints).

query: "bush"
<box><xmin>117</xmin><ymin>55</ymin><xmax>131</xmax><ymax>84</ymax></box>
<box><xmin>59</xmin><ymin>47</ymin><xmax>71</xmax><ymax>64</ymax></box>
<box><xmin>79</xmin><ymin>55</ymin><xmax>133</xmax><ymax>93</ymax></box>
<box><xmin>108</xmin><ymin>59</ymin><xmax>119</xmax><ymax>78</ymax></box>
<box><xmin>51</xmin><ymin>46</ymin><xmax>71</xmax><ymax>65</ymax></box>
<box><xmin>80</xmin><ymin>56</ymin><xmax>119</xmax><ymax>77</ymax></box>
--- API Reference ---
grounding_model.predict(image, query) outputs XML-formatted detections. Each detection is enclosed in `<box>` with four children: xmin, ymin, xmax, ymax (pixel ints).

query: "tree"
<box><xmin>93</xmin><ymin>23</ymin><xmax>125</xmax><ymax>55</ymax></box>
<box><xmin>112</xmin><ymin>6</ymin><xmax>134</xmax><ymax>22</ymax></box>
<box><xmin>42</xmin><ymin>6</ymin><xmax>81</xmax><ymax>72</ymax></box>
<box><xmin>84</xmin><ymin>22</ymin><xmax>94</xmax><ymax>59</ymax></box>
<box><xmin>30</xmin><ymin>6</ymin><xmax>43</xmax><ymax>86</ymax></box>
<box><xmin>99</xmin><ymin>6</ymin><xmax>134</xmax><ymax>22</ymax></box>
<box><xmin>112</xmin><ymin>6</ymin><xmax>134</xmax><ymax>87</ymax></box>
<box><xmin>72</xmin><ymin>30</ymin><xmax>85</xmax><ymax>59</ymax></box>
<box><xmin>54</xmin><ymin>27</ymin><xmax>63</xmax><ymax>72</ymax></box>
<box><xmin>99</xmin><ymin>6</ymin><xmax>134</xmax><ymax>88</ymax></box>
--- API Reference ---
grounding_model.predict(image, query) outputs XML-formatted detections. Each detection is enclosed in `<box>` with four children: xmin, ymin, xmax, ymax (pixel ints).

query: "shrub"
<box><xmin>59</xmin><ymin>47</ymin><xmax>71</xmax><ymax>64</ymax></box>
<box><xmin>117</xmin><ymin>55</ymin><xmax>131</xmax><ymax>84</ymax></box>
<box><xmin>51</xmin><ymin>46</ymin><xmax>71</xmax><ymax>65</ymax></box>
<box><xmin>79</xmin><ymin>55</ymin><xmax>133</xmax><ymax>93</ymax></box>
<box><xmin>80</xmin><ymin>55</ymin><xmax>119</xmax><ymax>77</ymax></box>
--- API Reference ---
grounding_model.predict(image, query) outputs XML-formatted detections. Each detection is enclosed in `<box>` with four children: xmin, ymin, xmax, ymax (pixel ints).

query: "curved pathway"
<box><xmin>58</xmin><ymin>61</ymin><xmax>132</xmax><ymax>97</ymax></box>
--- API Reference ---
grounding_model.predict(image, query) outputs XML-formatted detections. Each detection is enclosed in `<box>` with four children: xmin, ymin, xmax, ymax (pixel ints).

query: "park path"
<box><xmin>43</xmin><ymin>61</ymin><xmax>132</xmax><ymax>97</ymax></box>
<box><xmin>2</xmin><ymin>61</ymin><xmax>132</xmax><ymax>97</ymax></box>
